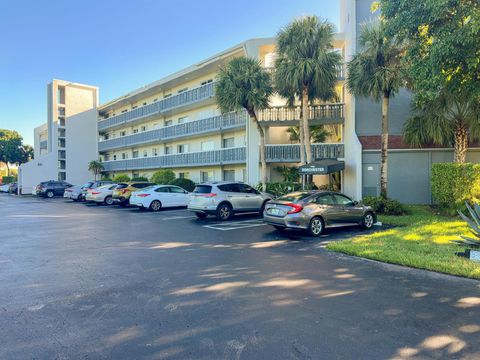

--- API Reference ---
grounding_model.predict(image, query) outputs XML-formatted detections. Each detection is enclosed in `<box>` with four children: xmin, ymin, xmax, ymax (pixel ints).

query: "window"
<box><xmin>165</xmin><ymin>146</ymin><xmax>171</xmax><ymax>155</ymax></box>
<box><xmin>104</xmin><ymin>134</ymin><xmax>110</xmax><ymax>140</ymax></box>
<box><xmin>164</xmin><ymin>93</ymin><xmax>172</xmax><ymax>98</ymax></box>
<box><xmin>132</xmin><ymin>151</ymin><xmax>138</xmax><ymax>158</ymax></box>
<box><xmin>57</xmin><ymin>86</ymin><xmax>65</xmax><ymax>104</ymax></box>
<box><xmin>152</xmin><ymin>148</ymin><xmax>158</xmax><ymax>156</ymax></box>
<box><xmin>153</xmin><ymin>98</ymin><xmax>158</xmax><ymax>102</ymax></box>
<box><xmin>223</xmin><ymin>170</ymin><xmax>235</xmax><ymax>182</ymax></box>
<box><xmin>332</xmin><ymin>194</ymin><xmax>355</xmax><ymax>206</ymax></box>
<box><xmin>201</xmin><ymin>79</ymin><xmax>213</xmax><ymax>86</ymax></box>
<box><xmin>122</xmin><ymin>153</ymin><xmax>128</xmax><ymax>160</ymax></box>
<box><xmin>242</xmin><ymin>169</ymin><xmax>247</xmax><ymax>182</ymax></box>
<box><xmin>113</xmin><ymin>155</ymin><xmax>117</xmax><ymax>160</ymax></box>
<box><xmin>178</xmin><ymin>172</ymin><xmax>189</xmax><ymax>179</ymax></box>
<box><xmin>222</xmin><ymin>137</ymin><xmax>235</xmax><ymax>148</ymax></box>
<box><xmin>132</xmin><ymin>105</ymin><xmax>138</xmax><ymax>110</ymax></box>
<box><xmin>143</xmin><ymin>102</ymin><xmax>147</xmax><ymax>106</ymax></box>
<box><xmin>201</xmin><ymin>141</ymin><xmax>214</xmax><ymax>151</ymax></box>
<box><xmin>143</xmin><ymin>150</ymin><xmax>148</xmax><ymax>157</ymax></box>
<box><xmin>155</xmin><ymin>187</ymin><xmax>170</xmax><ymax>193</ymax></box>
<box><xmin>165</xmin><ymin>120</ymin><xmax>173</xmax><ymax>127</ymax></box>
<box><xmin>177</xmin><ymin>144</ymin><xmax>188</xmax><ymax>153</ymax></box>
<box><xmin>141</xmin><ymin>126</ymin><xmax>146</xmax><ymax>132</ymax></box>
<box><xmin>201</xmin><ymin>171</ymin><xmax>214</xmax><ymax>182</ymax></box>
<box><xmin>120</xmin><ymin>131</ymin><xmax>126</xmax><ymax>137</ymax></box>
<box><xmin>178</xmin><ymin>116</ymin><xmax>188</xmax><ymax>124</ymax></box>
<box><xmin>122</xmin><ymin>110</ymin><xmax>128</xmax><ymax>113</ymax></box>
<box><xmin>133</xmin><ymin>129</ymin><xmax>139</xmax><ymax>134</ymax></box>
<box><xmin>169</xmin><ymin>186</ymin><xmax>186</xmax><ymax>194</ymax></box>
<box><xmin>177</xmin><ymin>87</ymin><xmax>188</xmax><ymax>93</ymax></box>
<box><xmin>133</xmin><ymin>173</ymin><xmax>139</xmax><ymax>179</ymax></box>
<box><xmin>314</xmin><ymin>194</ymin><xmax>335</xmax><ymax>205</ymax></box>
<box><xmin>193</xmin><ymin>185</ymin><xmax>212</xmax><ymax>193</ymax></box>
<box><xmin>239</xmin><ymin>184</ymin><xmax>257</xmax><ymax>194</ymax></box>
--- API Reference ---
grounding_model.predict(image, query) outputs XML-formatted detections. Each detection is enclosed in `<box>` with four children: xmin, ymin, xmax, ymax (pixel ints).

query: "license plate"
<box><xmin>268</xmin><ymin>208</ymin><xmax>283</xmax><ymax>216</ymax></box>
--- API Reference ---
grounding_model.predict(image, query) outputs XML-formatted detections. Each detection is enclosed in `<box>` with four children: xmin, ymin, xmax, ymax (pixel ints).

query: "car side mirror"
<box><xmin>353</xmin><ymin>200</ymin><xmax>359</xmax><ymax>206</ymax></box>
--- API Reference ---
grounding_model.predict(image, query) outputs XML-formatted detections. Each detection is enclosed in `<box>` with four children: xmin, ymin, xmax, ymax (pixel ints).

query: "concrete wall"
<box><xmin>18</xmin><ymin>152</ymin><xmax>57</xmax><ymax>194</ymax></box>
<box><xmin>65</xmin><ymin>108</ymin><xmax>99</xmax><ymax>185</ymax></box>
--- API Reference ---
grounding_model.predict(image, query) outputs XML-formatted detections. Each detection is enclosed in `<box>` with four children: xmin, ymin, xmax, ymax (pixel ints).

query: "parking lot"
<box><xmin>1</xmin><ymin>194</ymin><xmax>480</xmax><ymax>359</ymax></box>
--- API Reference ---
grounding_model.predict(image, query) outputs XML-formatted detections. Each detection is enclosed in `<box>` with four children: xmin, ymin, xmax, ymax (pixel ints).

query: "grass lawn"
<box><xmin>327</xmin><ymin>205</ymin><xmax>480</xmax><ymax>279</ymax></box>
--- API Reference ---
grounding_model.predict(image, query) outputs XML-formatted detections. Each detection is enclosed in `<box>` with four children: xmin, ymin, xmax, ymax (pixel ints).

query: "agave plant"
<box><xmin>453</xmin><ymin>202</ymin><xmax>480</xmax><ymax>248</ymax></box>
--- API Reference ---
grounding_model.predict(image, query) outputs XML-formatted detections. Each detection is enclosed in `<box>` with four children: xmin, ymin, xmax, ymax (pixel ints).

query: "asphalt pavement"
<box><xmin>1</xmin><ymin>194</ymin><xmax>479</xmax><ymax>359</ymax></box>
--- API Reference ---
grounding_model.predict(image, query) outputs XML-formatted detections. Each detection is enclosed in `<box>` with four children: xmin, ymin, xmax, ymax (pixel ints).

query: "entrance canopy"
<box><xmin>298</xmin><ymin>159</ymin><xmax>345</xmax><ymax>175</ymax></box>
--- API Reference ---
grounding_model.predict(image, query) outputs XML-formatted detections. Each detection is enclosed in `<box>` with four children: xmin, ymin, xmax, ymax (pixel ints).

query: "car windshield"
<box><xmin>277</xmin><ymin>192</ymin><xmax>313</xmax><ymax>203</ymax></box>
<box><xmin>193</xmin><ymin>185</ymin><xmax>212</xmax><ymax>194</ymax></box>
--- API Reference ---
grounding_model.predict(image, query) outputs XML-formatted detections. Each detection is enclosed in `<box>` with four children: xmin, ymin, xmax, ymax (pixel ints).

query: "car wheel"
<box><xmin>361</xmin><ymin>212</ymin><xmax>375</xmax><ymax>230</ymax></box>
<box><xmin>195</xmin><ymin>212</ymin><xmax>208</xmax><ymax>219</ymax></box>
<box><xmin>119</xmin><ymin>197</ymin><xmax>127</xmax><ymax>207</ymax></box>
<box><xmin>259</xmin><ymin>200</ymin><xmax>269</xmax><ymax>215</ymax></box>
<box><xmin>307</xmin><ymin>216</ymin><xmax>324</xmax><ymax>237</ymax></box>
<box><xmin>216</xmin><ymin>203</ymin><xmax>232</xmax><ymax>221</ymax></box>
<box><xmin>273</xmin><ymin>225</ymin><xmax>286</xmax><ymax>232</ymax></box>
<box><xmin>46</xmin><ymin>191</ymin><xmax>54</xmax><ymax>198</ymax></box>
<box><xmin>104</xmin><ymin>196</ymin><xmax>114</xmax><ymax>206</ymax></box>
<box><xmin>150</xmin><ymin>200</ymin><xmax>162</xmax><ymax>212</ymax></box>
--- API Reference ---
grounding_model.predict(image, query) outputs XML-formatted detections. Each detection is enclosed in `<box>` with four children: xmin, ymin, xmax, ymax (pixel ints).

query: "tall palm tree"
<box><xmin>215</xmin><ymin>57</ymin><xmax>273</xmax><ymax>191</ymax></box>
<box><xmin>286</xmin><ymin>125</ymin><xmax>330</xmax><ymax>144</ymax></box>
<box><xmin>347</xmin><ymin>22</ymin><xmax>404</xmax><ymax>198</ymax></box>
<box><xmin>404</xmin><ymin>90</ymin><xmax>480</xmax><ymax>163</ymax></box>
<box><xmin>88</xmin><ymin>160</ymin><xmax>104</xmax><ymax>181</ymax></box>
<box><xmin>275</xmin><ymin>16</ymin><xmax>341</xmax><ymax>165</ymax></box>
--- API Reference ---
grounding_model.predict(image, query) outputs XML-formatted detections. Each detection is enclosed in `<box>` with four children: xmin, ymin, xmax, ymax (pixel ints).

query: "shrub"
<box><xmin>112</xmin><ymin>174</ymin><xmax>131</xmax><ymax>183</ymax></box>
<box><xmin>150</xmin><ymin>170</ymin><xmax>176</xmax><ymax>185</ymax></box>
<box><xmin>431</xmin><ymin>163</ymin><xmax>480</xmax><ymax>211</ymax></box>
<box><xmin>362</xmin><ymin>196</ymin><xmax>407</xmax><ymax>215</ymax></box>
<box><xmin>169</xmin><ymin>178</ymin><xmax>196</xmax><ymax>192</ymax></box>
<box><xmin>2</xmin><ymin>176</ymin><xmax>16</xmax><ymax>184</ymax></box>
<box><xmin>100</xmin><ymin>175</ymin><xmax>112</xmax><ymax>181</ymax></box>
<box><xmin>131</xmin><ymin>176</ymin><xmax>149</xmax><ymax>181</ymax></box>
<box><xmin>255</xmin><ymin>182</ymin><xmax>318</xmax><ymax>197</ymax></box>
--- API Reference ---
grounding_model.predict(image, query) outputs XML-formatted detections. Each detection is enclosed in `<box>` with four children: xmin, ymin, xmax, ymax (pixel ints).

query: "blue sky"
<box><xmin>0</xmin><ymin>0</ymin><xmax>339</xmax><ymax>145</ymax></box>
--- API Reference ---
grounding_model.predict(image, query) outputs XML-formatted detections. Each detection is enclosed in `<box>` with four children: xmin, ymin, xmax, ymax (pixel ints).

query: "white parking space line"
<box><xmin>161</xmin><ymin>216</ymin><xmax>196</xmax><ymax>220</ymax></box>
<box><xmin>203</xmin><ymin>219</ymin><xmax>267</xmax><ymax>231</ymax></box>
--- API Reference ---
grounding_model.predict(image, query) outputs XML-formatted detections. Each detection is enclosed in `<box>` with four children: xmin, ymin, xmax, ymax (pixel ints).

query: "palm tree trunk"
<box><xmin>248</xmin><ymin>111</ymin><xmax>267</xmax><ymax>191</ymax></box>
<box><xmin>6</xmin><ymin>162</ymin><xmax>10</xmax><ymax>177</ymax></box>
<box><xmin>302</xmin><ymin>87</ymin><xmax>312</xmax><ymax>164</ymax></box>
<box><xmin>380</xmin><ymin>95</ymin><xmax>389</xmax><ymax>199</ymax></box>
<box><xmin>453</xmin><ymin>120</ymin><xmax>468</xmax><ymax>163</ymax></box>
<box><xmin>299</xmin><ymin>113</ymin><xmax>305</xmax><ymax>165</ymax></box>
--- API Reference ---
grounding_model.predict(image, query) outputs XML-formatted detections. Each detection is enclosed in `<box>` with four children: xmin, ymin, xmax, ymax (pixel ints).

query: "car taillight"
<box><xmin>137</xmin><ymin>194</ymin><xmax>150</xmax><ymax>197</ymax></box>
<box><xmin>91</xmin><ymin>191</ymin><xmax>101</xmax><ymax>195</ymax></box>
<box><xmin>286</xmin><ymin>203</ymin><xmax>303</xmax><ymax>214</ymax></box>
<box><xmin>201</xmin><ymin>193</ymin><xmax>217</xmax><ymax>197</ymax></box>
<box><xmin>121</xmin><ymin>189</ymin><xmax>129</xmax><ymax>194</ymax></box>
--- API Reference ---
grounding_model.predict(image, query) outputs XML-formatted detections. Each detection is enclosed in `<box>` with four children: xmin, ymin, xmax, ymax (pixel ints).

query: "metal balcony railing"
<box><xmin>101</xmin><ymin>143</ymin><xmax>344</xmax><ymax>172</ymax></box>
<box><xmin>98</xmin><ymin>82</ymin><xmax>215</xmax><ymax>131</ymax></box>
<box><xmin>257</xmin><ymin>104</ymin><xmax>344</xmax><ymax>123</ymax></box>
<box><xmin>265</xmin><ymin>143</ymin><xmax>344</xmax><ymax>162</ymax></box>
<box><xmin>98</xmin><ymin>111</ymin><xmax>248</xmax><ymax>152</ymax></box>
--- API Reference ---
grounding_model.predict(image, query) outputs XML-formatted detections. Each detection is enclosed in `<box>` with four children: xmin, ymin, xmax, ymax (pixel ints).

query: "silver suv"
<box><xmin>188</xmin><ymin>181</ymin><xmax>273</xmax><ymax>220</ymax></box>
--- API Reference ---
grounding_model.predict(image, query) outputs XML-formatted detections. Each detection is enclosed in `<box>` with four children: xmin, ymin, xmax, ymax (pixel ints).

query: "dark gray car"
<box><xmin>263</xmin><ymin>191</ymin><xmax>376</xmax><ymax>236</ymax></box>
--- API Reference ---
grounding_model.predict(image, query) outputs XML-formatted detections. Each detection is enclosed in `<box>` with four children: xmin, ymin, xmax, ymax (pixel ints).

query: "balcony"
<box><xmin>101</xmin><ymin>143</ymin><xmax>344</xmax><ymax>172</ymax></box>
<box><xmin>40</xmin><ymin>140</ymin><xmax>48</xmax><ymax>150</ymax></box>
<box><xmin>98</xmin><ymin>82</ymin><xmax>216</xmax><ymax>132</ymax></box>
<box><xmin>98</xmin><ymin>111</ymin><xmax>247</xmax><ymax>152</ymax></box>
<box><xmin>102</xmin><ymin>147</ymin><xmax>246</xmax><ymax>171</ymax></box>
<box><xmin>257</xmin><ymin>103</ymin><xmax>344</xmax><ymax>126</ymax></box>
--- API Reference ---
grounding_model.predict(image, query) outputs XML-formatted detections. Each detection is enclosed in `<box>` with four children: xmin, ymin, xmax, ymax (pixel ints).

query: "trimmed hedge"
<box><xmin>362</xmin><ymin>196</ymin><xmax>407</xmax><ymax>215</ymax></box>
<box><xmin>112</xmin><ymin>174</ymin><xmax>131</xmax><ymax>183</ymax></box>
<box><xmin>255</xmin><ymin>182</ymin><xmax>318</xmax><ymax>197</ymax></box>
<box><xmin>150</xmin><ymin>170</ymin><xmax>175</xmax><ymax>185</ymax></box>
<box><xmin>169</xmin><ymin>178</ymin><xmax>196</xmax><ymax>192</ymax></box>
<box><xmin>2</xmin><ymin>176</ymin><xmax>16</xmax><ymax>184</ymax></box>
<box><xmin>431</xmin><ymin>163</ymin><xmax>480</xmax><ymax>210</ymax></box>
<box><xmin>131</xmin><ymin>176</ymin><xmax>149</xmax><ymax>181</ymax></box>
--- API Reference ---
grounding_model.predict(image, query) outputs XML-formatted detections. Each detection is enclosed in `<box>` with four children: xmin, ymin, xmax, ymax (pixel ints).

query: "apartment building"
<box><xmin>18</xmin><ymin>80</ymin><xmax>99</xmax><ymax>194</ymax></box>
<box><xmin>98</xmin><ymin>0</ymin><xmax>479</xmax><ymax>204</ymax></box>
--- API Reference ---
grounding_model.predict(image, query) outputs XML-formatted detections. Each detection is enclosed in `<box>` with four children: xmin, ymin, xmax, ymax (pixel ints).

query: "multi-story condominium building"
<box><xmin>96</xmin><ymin>0</ymin><xmax>479</xmax><ymax>204</ymax></box>
<box><xmin>18</xmin><ymin>80</ymin><xmax>99</xmax><ymax>193</ymax></box>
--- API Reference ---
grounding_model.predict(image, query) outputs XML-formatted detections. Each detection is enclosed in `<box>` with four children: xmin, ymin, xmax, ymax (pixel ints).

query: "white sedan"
<box><xmin>130</xmin><ymin>185</ymin><xmax>190</xmax><ymax>211</ymax></box>
<box><xmin>0</xmin><ymin>184</ymin><xmax>10</xmax><ymax>193</ymax></box>
<box><xmin>85</xmin><ymin>184</ymin><xmax>118</xmax><ymax>205</ymax></box>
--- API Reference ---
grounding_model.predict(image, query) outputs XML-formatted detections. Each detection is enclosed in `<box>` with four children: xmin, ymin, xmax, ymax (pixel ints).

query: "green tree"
<box><xmin>88</xmin><ymin>160</ymin><xmax>104</xmax><ymax>181</ymax></box>
<box><xmin>0</xmin><ymin>129</ymin><xmax>31</xmax><ymax>176</ymax></box>
<box><xmin>404</xmin><ymin>90</ymin><xmax>480</xmax><ymax>163</ymax></box>
<box><xmin>274</xmin><ymin>166</ymin><xmax>300</xmax><ymax>182</ymax></box>
<box><xmin>150</xmin><ymin>169</ymin><xmax>175</xmax><ymax>184</ymax></box>
<box><xmin>275</xmin><ymin>16</ymin><xmax>341</xmax><ymax>165</ymax></box>
<box><xmin>286</xmin><ymin>125</ymin><xmax>330</xmax><ymax>144</ymax></box>
<box><xmin>112</xmin><ymin>174</ymin><xmax>131</xmax><ymax>183</ymax></box>
<box><xmin>215</xmin><ymin>57</ymin><xmax>273</xmax><ymax>191</ymax></box>
<box><xmin>346</xmin><ymin>22</ymin><xmax>404</xmax><ymax>198</ymax></box>
<box><xmin>381</xmin><ymin>0</ymin><xmax>480</xmax><ymax>104</ymax></box>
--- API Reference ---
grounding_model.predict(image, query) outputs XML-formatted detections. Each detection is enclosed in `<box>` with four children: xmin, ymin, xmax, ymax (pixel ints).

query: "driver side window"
<box><xmin>314</xmin><ymin>194</ymin><xmax>334</xmax><ymax>205</ymax></box>
<box><xmin>333</xmin><ymin>194</ymin><xmax>354</xmax><ymax>206</ymax></box>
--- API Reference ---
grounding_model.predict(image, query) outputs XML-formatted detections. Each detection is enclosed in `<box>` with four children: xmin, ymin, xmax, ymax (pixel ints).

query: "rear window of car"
<box><xmin>82</xmin><ymin>182</ymin><xmax>94</xmax><ymax>189</ymax></box>
<box><xmin>193</xmin><ymin>185</ymin><xmax>212</xmax><ymax>194</ymax></box>
<box><xmin>277</xmin><ymin>192</ymin><xmax>313</xmax><ymax>202</ymax></box>
<box><xmin>115</xmin><ymin>183</ymin><xmax>128</xmax><ymax>189</ymax></box>
<box><xmin>133</xmin><ymin>183</ymin><xmax>152</xmax><ymax>189</ymax></box>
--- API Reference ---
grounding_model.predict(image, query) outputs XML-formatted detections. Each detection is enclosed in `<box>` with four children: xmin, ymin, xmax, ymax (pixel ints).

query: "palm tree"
<box><xmin>287</xmin><ymin>125</ymin><xmax>330</xmax><ymax>144</ymax></box>
<box><xmin>275</xmin><ymin>16</ymin><xmax>342</xmax><ymax>165</ymax></box>
<box><xmin>404</xmin><ymin>90</ymin><xmax>480</xmax><ymax>163</ymax></box>
<box><xmin>88</xmin><ymin>160</ymin><xmax>104</xmax><ymax>181</ymax></box>
<box><xmin>215</xmin><ymin>57</ymin><xmax>273</xmax><ymax>191</ymax></box>
<box><xmin>347</xmin><ymin>22</ymin><xmax>404</xmax><ymax>198</ymax></box>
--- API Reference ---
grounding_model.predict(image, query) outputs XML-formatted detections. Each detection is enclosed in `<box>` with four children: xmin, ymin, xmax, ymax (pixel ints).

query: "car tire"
<box><xmin>150</xmin><ymin>200</ymin><xmax>162</xmax><ymax>212</ymax></box>
<box><xmin>307</xmin><ymin>216</ymin><xmax>324</xmax><ymax>237</ymax></box>
<box><xmin>195</xmin><ymin>212</ymin><xmax>208</xmax><ymax>219</ymax></box>
<box><xmin>119</xmin><ymin>197</ymin><xmax>127</xmax><ymax>207</ymax></box>
<box><xmin>46</xmin><ymin>191</ymin><xmax>54</xmax><ymax>198</ymax></box>
<box><xmin>361</xmin><ymin>212</ymin><xmax>375</xmax><ymax>230</ymax></box>
<box><xmin>216</xmin><ymin>203</ymin><xmax>232</xmax><ymax>221</ymax></box>
<box><xmin>104</xmin><ymin>196</ymin><xmax>114</xmax><ymax>206</ymax></box>
<box><xmin>273</xmin><ymin>225</ymin><xmax>286</xmax><ymax>232</ymax></box>
<box><xmin>259</xmin><ymin>200</ymin><xmax>269</xmax><ymax>215</ymax></box>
